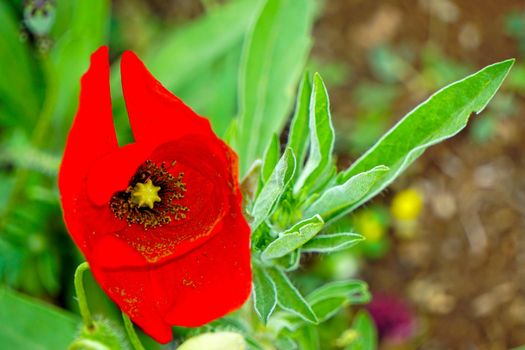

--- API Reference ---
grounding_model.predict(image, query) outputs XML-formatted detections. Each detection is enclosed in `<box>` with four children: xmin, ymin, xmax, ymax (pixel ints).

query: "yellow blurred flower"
<box><xmin>391</xmin><ymin>188</ymin><xmax>423</xmax><ymax>221</ymax></box>
<box><xmin>355</xmin><ymin>210</ymin><xmax>386</xmax><ymax>243</ymax></box>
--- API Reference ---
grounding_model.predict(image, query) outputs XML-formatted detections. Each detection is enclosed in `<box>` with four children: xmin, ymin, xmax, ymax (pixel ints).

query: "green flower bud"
<box><xmin>178</xmin><ymin>332</ymin><xmax>246</xmax><ymax>350</ymax></box>
<box><xmin>68</xmin><ymin>318</ymin><xmax>128</xmax><ymax>350</ymax></box>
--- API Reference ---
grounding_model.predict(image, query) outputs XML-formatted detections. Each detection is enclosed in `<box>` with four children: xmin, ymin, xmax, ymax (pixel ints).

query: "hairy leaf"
<box><xmin>286</xmin><ymin>72</ymin><xmax>312</xmax><ymax>174</ymax></box>
<box><xmin>261</xmin><ymin>134</ymin><xmax>281</xmax><ymax>183</ymax></box>
<box><xmin>252</xmin><ymin>263</ymin><xmax>277</xmax><ymax>324</ymax></box>
<box><xmin>262</xmin><ymin>215</ymin><xmax>324</xmax><ymax>259</ymax></box>
<box><xmin>306</xmin><ymin>280</ymin><xmax>370</xmax><ymax>322</ymax></box>
<box><xmin>251</xmin><ymin>148</ymin><xmax>296</xmax><ymax>230</ymax></box>
<box><xmin>236</xmin><ymin>0</ymin><xmax>314</xmax><ymax>175</ymax></box>
<box><xmin>305</xmin><ymin>165</ymin><xmax>388</xmax><ymax>220</ymax></box>
<box><xmin>338</xmin><ymin>59</ymin><xmax>514</xmax><ymax>214</ymax></box>
<box><xmin>266</xmin><ymin>267</ymin><xmax>318</xmax><ymax>324</ymax></box>
<box><xmin>301</xmin><ymin>232</ymin><xmax>364</xmax><ymax>253</ymax></box>
<box><xmin>294</xmin><ymin>73</ymin><xmax>335</xmax><ymax>194</ymax></box>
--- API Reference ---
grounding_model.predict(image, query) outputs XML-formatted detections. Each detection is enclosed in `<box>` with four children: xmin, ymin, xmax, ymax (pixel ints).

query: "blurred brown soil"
<box><xmin>312</xmin><ymin>0</ymin><xmax>525</xmax><ymax>349</ymax></box>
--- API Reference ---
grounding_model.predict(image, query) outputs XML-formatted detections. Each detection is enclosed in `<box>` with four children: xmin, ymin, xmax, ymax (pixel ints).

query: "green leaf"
<box><xmin>236</xmin><ymin>0</ymin><xmax>314</xmax><ymax>175</ymax></box>
<box><xmin>261</xmin><ymin>215</ymin><xmax>324</xmax><ymax>260</ymax></box>
<box><xmin>306</xmin><ymin>280</ymin><xmax>370</xmax><ymax>323</ymax></box>
<box><xmin>252</xmin><ymin>263</ymin><xmax>277</xmax><ymax>324</ymax></box>
<box><xmin>291</xmin><ymin>325</ymin><xmax>319</xmax><ymax>350</ymax></box>
<box><xmin>0</xmin><ymin>288</ymin><xmax>79</xmax><ymax>349</ymax></box>
<box><xmin>224</xmin><ymin>119</ymin><xmax>239</xmax><ymax>149</ymax></box>
<box><xmin>251</xmin><ymin>148</ymin><xmax>296</xmax><ymax>230</ymax></box>
<box><xmin>266</xmin><ymin>267</ymin><xmax>318</xmax><ymax>324</ymax></box>
<box><xmin>305</xmin><ymin>165</ymin><xmax>389</xmax><ymax>220</ymax></box>
<box><xmin>140</xmin><ymin>0</ymin><xmax>257</xmax><ymax>97</ymax></box>
<box><xmin>246</xmin><ymin>337</ymin><xmax>266</xmax><ymax>350</ymax></box>
<box><xmin>301</xmin><ymin>232</ymin><xmax>364</xmax><ymax>253</ymax></box>
<box><xmin>348</xmin><ymin>311</ymin><xmax>377</xmax><ymax>350</ymax></box>
<box><xmin>338</xmin><ymin>59</ymin><xmax>515</xmax><ymax>212</ymax></box>
<box><xmin>261</xmin><ymin>134</ymin><xmax>281</xmax><ymax>183</ymax></box>
<box><xmin>174</xmin><ymin>45</ymin><xmax>243</xmax><ymax>136</ymax></box>
<box><xmin>286</xmin><ymin>72</ymin><xmax>312</xmax><ymax>173</ymax></box>
<box><xmin>46</xmin><ymin>0</ymin><xmax>110</xmax><ymax>146</ymax></box>
<box><xmin>275</xmin><ymin>336</ymin><xmax>298</xmax><ymax>350</ymax></box>
<box><xmin>0</xmin><ymin>1</ymin><xmax>42</xmax><ymax>127</ymax></box>
<box><xmin>307</xmin><ymin>280</ymin><xmax>371</xmax><ymax>305</ymax></box>
<box><xmin>294</xmin><ymin>73</ymin><xmax>335</xmax><ymax>194</ymax></box>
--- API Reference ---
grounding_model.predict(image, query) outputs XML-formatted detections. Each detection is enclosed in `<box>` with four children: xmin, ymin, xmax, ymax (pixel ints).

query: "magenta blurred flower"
<box><xmin>366</xmin><ymin>293</ymin><xmax>416</xmax><ymax>343</ymax></box>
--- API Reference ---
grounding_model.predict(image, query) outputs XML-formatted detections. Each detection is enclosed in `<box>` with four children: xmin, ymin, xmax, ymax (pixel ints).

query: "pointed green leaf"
<box><xmin>338</xmin><ymin>59</ymin><xmax>515</xmax><ymax>213</ymax></box>
<box><xmin>236</xmin><ymin>0</ymin><xmax>314</xmax><ymax>175</ymax></box>
<box><xmin>251</xmin><ymin>148</ymin><xmax>296</xmax><ymax>230</ymax></box>
<box><xmin>305</xmin><ymin>165</ymin><xmax>389</xmax><ymax>220</ymax></box>
<box><xmin>261</xmin><ymin>134</ymin><xmax>281</xmax><ymax>183</ymax></box>
<box><xmin>266</xmin><ymin>267</ymin><xmax>318</xmax><ymax>324</ymax></box>
<box><xmin>294</xmin><ymin>73</ymin><xmax>335</xmax><ymax>194</ymax></box>
<box><xmin>262</xmin><ymin>215</ymin><xmax>324</xmax><ymax>259</ymax></box>
<box><xmin>301</xmin><ymin>232</ymin><xmax>364</xmax><ymax>253</ymax></box>
<box><xmin>252</xmin><ymin>263</ymin><xmax>277</xmax><ymax>324</ymax></box>
<box><xmin>0</xmin><ymin>288</ymin><xmax>79</xmax><ymax>349</ymax></box>
<box><xmin>306</xmin><ymin>280</ymin><xmax>370</xmax><ymax>323</ymax></box>
<box><xmin>307</xmin><ymin>280</ymin><xmax>371</xmax><ymax>305</ymax></box>
<box><xmin>348</xmin><ymin>310</ymin><xmax>377</xmax><ymax>350</ymax></box>
<box><xmin>287</xmin><ymin>71</ymin><xmax>312</xmax><ymax>172</ymax></box>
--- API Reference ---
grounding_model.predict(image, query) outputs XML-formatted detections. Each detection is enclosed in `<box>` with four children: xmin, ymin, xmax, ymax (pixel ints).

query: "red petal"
<box><xmin>87</xmin><ymin>147</ymin><xmax>250</xmax><ymax>343</ymax></box>
<box><xmin>120</xmin><ymin>51</ymin><xmax>213</xmax><ymax>144</ymax></box>
<box><xmin>59</xmin><ymin>46</ymin><xmax>118</xmax><ymax>246</ymax></box>
<box><xmin>91</xmin><ymin>205</ymin><xmax>251</xmax><ymax>343</ymax></box>
<box><xmin>159</xmin><ymin>209</ymin><xmax>252</xmax><ymax>327</ymax></box>
<box><xmin>89</xmin><ymin>264</ymin><xmax>174</xmax><ymax>343</ymax></box>
<box><xmin>60</xmin><ymin>47</ymin><xmax>252</xmax><ymax>344</ymax></box>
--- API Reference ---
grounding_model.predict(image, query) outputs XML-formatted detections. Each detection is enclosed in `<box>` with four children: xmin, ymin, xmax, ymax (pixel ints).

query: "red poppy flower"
<box><xmin>58</xmin><ymin>46</ymin><xmax>252</xmax><ymax>343</ymax></box>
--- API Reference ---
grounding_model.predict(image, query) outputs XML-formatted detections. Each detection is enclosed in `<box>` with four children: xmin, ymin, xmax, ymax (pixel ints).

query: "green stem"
<box><xmin>74</xmin><ymin>262</ymin><xmax>94</xmax><ymax>331</ymax></box>
<box><xmin>122</xmin><ymin>313</ymin><xmax>147</xmax><ymax>350</ymax></box>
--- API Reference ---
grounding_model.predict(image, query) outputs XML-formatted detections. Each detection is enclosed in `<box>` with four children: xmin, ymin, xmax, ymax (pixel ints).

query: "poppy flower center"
<box><xmin>131</xmin><ymin>179</ymin><xmax>161</xmax><ymax>209</ymax></box>
<box><xmin>110</xmin><ymin>160</ymin><xmax>188</xmax><ymax>229</ymax></box>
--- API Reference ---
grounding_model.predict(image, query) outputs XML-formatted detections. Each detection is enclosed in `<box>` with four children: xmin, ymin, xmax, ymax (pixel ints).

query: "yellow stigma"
<box><xmin>131</xmin><ymin>179</ymin><xmax>161</xmax><ymax>209</ymax></box>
